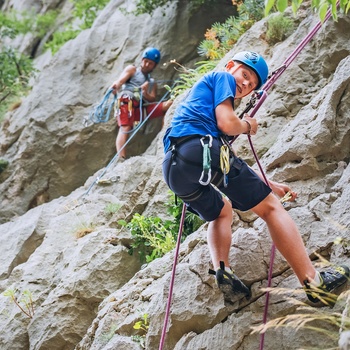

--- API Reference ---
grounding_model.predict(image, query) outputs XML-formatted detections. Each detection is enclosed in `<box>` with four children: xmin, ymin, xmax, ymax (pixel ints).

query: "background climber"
<box><xmin>111</xmin><ymin>47</ymin><xmax>172</xmax><ymax>159</ymax></box>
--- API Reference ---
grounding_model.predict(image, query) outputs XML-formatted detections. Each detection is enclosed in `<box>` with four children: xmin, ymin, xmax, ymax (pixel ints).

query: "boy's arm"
<box><xmin>215</xmin><ymin>99</ymin><xmax>258</xmax><ymax>136</ymax></box>
<box><xmin>111</xmin><ymin>65</ymin><xmax>137</xmax><ymax>94</ymax></box>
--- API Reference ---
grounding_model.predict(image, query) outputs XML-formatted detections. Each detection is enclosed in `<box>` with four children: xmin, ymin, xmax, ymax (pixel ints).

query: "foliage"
<box><xmin>122</xmin><ymin>0</ymin><xmax>217</xmax><ymax>16</ymax></box>
<box><xmin>251</xmin><ymin>289</ymin><xmax>350</xmax><ymax>348</ymax></box>
<box><xmin>104</xmin><ymin>202</ymin><xmax>122</xmax><ymax>215</ymax></box>
<box><xmin>198</xmin><ymin>0</ymin><xmax>265</xmax><ymax>60</ymax></box>
<box><xmin>165</xmin><ymin>59</ymin><xmax>218</xmax><ymax>98</ymax></box>
<box><xmin>0</xmin><ymin>159</ymin><xmax>9</xmax><ymax>174</ymax></box>
<box><xmin>3</xmin><ymin>288</ymin><xmax>35</xmax><ymax>318</ymax></box>
<box><xmin>166</xmin><ymin>192</ymin><xmax>204</xmax><ymax>236</ymax></box>
<box><xmin>132</xmin><ymin>313</ymin><xmax>149</xmax><ymax>348</ymax></box>
<box><xmin>119</xmin><ymin>192</ymin><xmax>204</xmax><ymax>263</ymax></box>
<box><xmin>266</xmin><ymin>0</ymin><xmax>350</xmax><ymax>20</ymax></box>
<box><xmin>72</xmin><ymin>0</ymin><xmax>110</xmax><ymax>29</ymax></box>
<box><xmin>0</xmin><ymin>10</ymin><xmax>58</xmax><ymax>120</ymax></box>
<box><xmin>165</xmin><ymin>0</ymin><xmax>264</xmax><ymax>98</ymax></box>
<box><xmin>44</xmin><ymin>27</ymin><xmax>80</xmax><ymax>55</ymax></box>
<box><xmin>119</xmin><ymin>213</ymin><xmax>178</xmax><ymax>263</ymax></box>
<box><xmin>266</xmin><ymin>13</ymin><xmax>294</xmax><ymax>44</ymax></box>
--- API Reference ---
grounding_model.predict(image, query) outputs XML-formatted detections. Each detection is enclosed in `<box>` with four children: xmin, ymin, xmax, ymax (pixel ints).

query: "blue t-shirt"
<box><xmin>163</xmin><ymin>71</ymin><xmax>236</xmax><ymax>152</ymax></box>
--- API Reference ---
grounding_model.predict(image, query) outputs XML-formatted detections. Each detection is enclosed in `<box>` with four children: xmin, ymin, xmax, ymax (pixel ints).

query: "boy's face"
<box><xmin>225</xmin><ymin>60</ymin><xmax>259</xmax><ymax>98</ymax></box>
<box><xmin>141</xmin><ymin>58</ymin><xmax>157</xmax><ymax>74</ymax></box>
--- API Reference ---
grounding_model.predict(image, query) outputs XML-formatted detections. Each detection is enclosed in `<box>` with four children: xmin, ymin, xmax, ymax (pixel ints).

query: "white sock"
<box><xmin>224</xmin><ymin>266</ymin><xmax>233</xmax><ymax>274</ymax></box>
<box><xmin>310</xmin><ymin>271</ymin><xmax>322</xmax><ymax>286</ymax></box>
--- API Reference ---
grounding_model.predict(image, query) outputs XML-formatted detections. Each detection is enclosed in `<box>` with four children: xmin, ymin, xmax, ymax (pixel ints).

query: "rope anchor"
<box><xmin>199</xmin><ymin>135</ymin><xmax>213</xmax><ymax>185</ymax></box>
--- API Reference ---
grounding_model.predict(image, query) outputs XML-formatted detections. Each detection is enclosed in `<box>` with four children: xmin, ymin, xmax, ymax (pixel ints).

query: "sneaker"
<box><xmin>209</xmin><ymin>261</ymin><xmax>251</xmax><ymax>299</ymax></box>
<box><xmin>304</xmin><ymin>265</ymin><xmax>350</xmax><ymax>305</ymax></box>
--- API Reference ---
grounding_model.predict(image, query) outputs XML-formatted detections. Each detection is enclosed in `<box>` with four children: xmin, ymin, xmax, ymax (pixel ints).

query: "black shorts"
<box><xmin>162</xmin><ymin>137</ymin><xmax>271</xmax><ymax>222</ymax></box>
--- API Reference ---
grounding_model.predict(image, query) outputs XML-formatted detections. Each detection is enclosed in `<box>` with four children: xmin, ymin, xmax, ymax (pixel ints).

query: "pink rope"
<box><xmin>255</xmin><ymin>6</ymin><xmax>336</xmax><ymax>350</ymax></box>
<box><xmin>158</xmin><ymin>203</ymin><xmax>187</xmax><ymax>350</ymax></box>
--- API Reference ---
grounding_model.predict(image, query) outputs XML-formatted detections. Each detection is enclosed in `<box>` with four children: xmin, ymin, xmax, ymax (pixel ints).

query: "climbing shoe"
<box><xmin>209</xmin><ymin>261</ymin><xmax>251</xmax><ymax>299</ymax></box>
<box><xmin>304</xmin><ymin>265</ymin><xmax>350</xmax><ymax>305</ymax></box>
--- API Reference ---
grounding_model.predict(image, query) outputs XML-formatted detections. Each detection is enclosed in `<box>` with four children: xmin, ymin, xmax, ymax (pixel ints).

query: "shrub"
<box><xmin>266</xmin><ymin>13</ymin><xmax>294</xmax><ymax>44</ymax></box>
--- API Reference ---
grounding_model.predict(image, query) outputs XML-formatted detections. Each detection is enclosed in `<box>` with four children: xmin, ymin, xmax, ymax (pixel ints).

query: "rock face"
<box><xmin>0</xmin><ymin>0</ymin><xmax>237</xmax><ymax>223</ymax></box>
<box><xmin>0</xmin><ymin>2</ymin><xmax>350</xmax><ymax>350</ymax></box>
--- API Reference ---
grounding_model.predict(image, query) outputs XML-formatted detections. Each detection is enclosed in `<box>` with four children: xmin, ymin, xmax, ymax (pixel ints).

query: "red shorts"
<box><xmin>116</xmin><ymin>98</ymin><xmax>165</xmax><ymax>127</ymax></box>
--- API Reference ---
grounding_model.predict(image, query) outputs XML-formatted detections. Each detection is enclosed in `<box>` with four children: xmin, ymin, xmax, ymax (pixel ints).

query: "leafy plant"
<box><xmin>119</xmin><ymin>192</ymin><xmax>204</xmax><ymax>263</ymax></box>
<box><xmin>122</xmin><ymin>0</ymin><xmax>217</xmax><ymax>16</ymax></box>
<box><xmin>197</xmin><ymin>0</ymin><xmax>264</xmax><ymax>60</ymax></box>
<box><xmin>72</xmin><ymin>0</ymin><xmax>110</xmax><ymax>29</ymax></box>
<box><xmin>119</xmin><ymin>213</ymin><xmax>178</xmax><ymax>262</ymax></box>
<box><xmin>266</xmin><ymin>13</ymin><xmax>294</xmax><ymax>44</ymax></box>
<box><xmin>265</xmin><ymin>0</ymin><xmax>350</xmax><ymax>20</ymax></box>
<box><xmin>165</xmin><ymin>59</ymin><xmax>218</xmax><ymax>98</ymax></box>
<box><xmin>44</xmin><ymin>0</ymin><xmax>110</xmax><ymax>54</ymax></box>
<box><xmin>131</xmin><ymin>313</ymin><xmax>149</xmax><ymax>349</ymax></box>
<box><xmin>3</xmin><ymin>288</ymin><xmax>35</xmax><ymax>318</ymax></box>
<box><xmin>0</xmin><ymin>159</ymin><xmax>9</xmax><ymax>174</ymax></box>
<box><xmin>44</xmin><ymin>26</ymin><xmax>80</xmax><ymax>54</ymax></box>
<box><xmin>104</xmin><ymin>202</ymin><xmax>122</xmax><ymax>215</ymax></box>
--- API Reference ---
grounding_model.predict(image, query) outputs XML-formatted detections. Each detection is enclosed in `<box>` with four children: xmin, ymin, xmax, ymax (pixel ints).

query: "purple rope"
<box><xmin>158</xmin><ymin>203</ymin><xmax>187</xmax><ymax>350</ymax></box>
<box><xmin>250</xmin><ymin>6</ymin><xmax>335</xmax><ymax>350</ymax></box>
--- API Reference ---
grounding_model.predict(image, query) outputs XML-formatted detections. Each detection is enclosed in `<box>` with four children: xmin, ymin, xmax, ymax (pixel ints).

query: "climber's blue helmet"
<box><xmin>142</xmin><ymin>47</ymin><xmax>161</xmax><ymax>64</ymax></box>
<box><xmin>232</xmin><ymin>51</ymin><xmax>268</xmax><ymax>89</ymax></box>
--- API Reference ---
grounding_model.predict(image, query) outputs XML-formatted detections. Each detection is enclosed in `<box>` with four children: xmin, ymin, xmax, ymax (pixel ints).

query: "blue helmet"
<box><xmin>232</xmin><ymin>51</ymin><xmax>268</xmax><ymax>89</ymax></box>
<box><xmin>142</xmin><ymin>47</ymin><xmax>161</xmax><ymax>64</ymax></box>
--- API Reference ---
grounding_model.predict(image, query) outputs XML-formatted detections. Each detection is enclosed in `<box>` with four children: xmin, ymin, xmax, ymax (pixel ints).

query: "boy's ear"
<box><xmin>225</xmin><ymin>60</ymin><xmax>235</xmax><ymax>69</ymax></box>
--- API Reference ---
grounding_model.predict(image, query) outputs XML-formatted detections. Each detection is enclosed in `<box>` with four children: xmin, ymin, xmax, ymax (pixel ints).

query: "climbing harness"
<box><xmin>199</xmin><ymin>135</ymin><xmax>213</xmax><ymax>185</ymax></box>
<box><xmin>159</xmin><ymin>5</ymin><xmax>338</xmax><ymax>350</ymax></box>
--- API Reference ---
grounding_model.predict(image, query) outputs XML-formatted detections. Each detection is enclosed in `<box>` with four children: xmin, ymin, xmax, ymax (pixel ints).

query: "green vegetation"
<box><xmin>129</xmin><ymin>0</ymin><xmax>349</xmax><ymax>19</ymax></box>
<box><xmin>119</xmin><ymin>193</ymin><xmax>204</xmax><ymax>263</ymax></box>
<box><xmin>45</xmin><ymin>0</ymin><xmax>110</xmax><ymax>54</ymax></box>
<box><xmin>265</xmin><ymin>0</ymin><xmax>350</xmax><ymax>20</ymax></box>
<box><xmin>3</xmin><ymin>288</ymin><xmax>35</xmax><ymax>318</ymax></box>
<box><xmin>0</xmin><ymin>159</ymin><xmax>9</xmax><ymax>174</ymax></box>
<box><xmin>104</xmin><ymin>202</ymin><xmax>122</xmax><ymax>215</ymax></box>
<box><xmin>251</xmin><ymin>288</ymin><xmax>350</xmax><ymax>348</ymax></box>
<box><xmin>166</xmin><ymin>0</ymin><xmax>265</xmax><ymax>97</ymax></box>
<box><xmin>132</xmin><ymin>313</ymin><xmax>149</xmax><ymax>348</ymax></box>
<box><xmin>197</xmin><ymin>0</ymin><xmax>265</xmax><ymax>60</ymax></box>
<box><xmin>266</xmin><ymin>13</ymin><xmax>294</xmax><ymax>44</ymax></box>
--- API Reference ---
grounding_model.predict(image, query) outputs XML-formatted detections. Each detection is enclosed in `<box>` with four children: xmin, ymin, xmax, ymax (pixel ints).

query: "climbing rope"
<box><xmin>159</xmin><ymin>5</ymin><xmax>338</xmax><ymax>350</ymax></box>
<box><xmin>86</xmin><ymin>88</ymin><xmax>117</xmax><ymax>125</ymax></box>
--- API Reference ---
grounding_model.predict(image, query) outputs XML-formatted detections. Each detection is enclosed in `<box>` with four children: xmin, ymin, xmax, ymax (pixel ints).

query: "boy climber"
<box><xmin>162</xmin><ymin>51</ymin><xmax>349</xmax><ymax>304</ymax></box>
<box><xmin>111</xmin><ymin>47</ymin><xmax>172</xmax><ymax>159</ymax></box>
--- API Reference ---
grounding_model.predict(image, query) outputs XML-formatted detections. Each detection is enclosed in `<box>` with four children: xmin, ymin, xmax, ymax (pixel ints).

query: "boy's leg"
<box><xmin>251</xmin><ymin>193</ymin><xmax>317</xmax><ymax>284</ymax></box>
<box><xmin>116</xmin><ymin>125</ymin><xmax>132</xmax><ymax>158</ymax></box>
<box><xmin>207</xmin><ymin>197</ymin><xmax>233</xmax><ymax>270</ymax></box>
